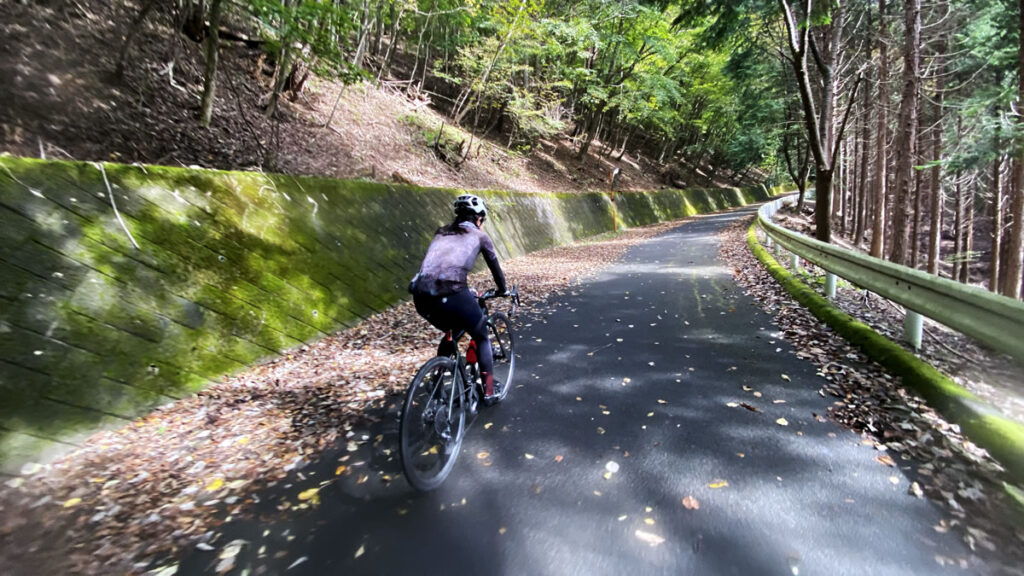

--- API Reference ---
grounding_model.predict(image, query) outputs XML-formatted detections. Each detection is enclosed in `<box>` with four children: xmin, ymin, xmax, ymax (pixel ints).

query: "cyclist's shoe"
<box><xmin>483</xmin><ymin>378</ymin><xmax>503</xmax><ymax>406</ymax></box>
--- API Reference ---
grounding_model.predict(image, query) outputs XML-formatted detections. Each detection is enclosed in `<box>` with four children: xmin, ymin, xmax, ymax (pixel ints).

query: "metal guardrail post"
<box><xmin>825</xmin><ymin>273</ymin><xmax>837</xmax><ymax>299</ymax></box>
<box><xmin>789</xmin><ymin>252</ymin><xmax>800</xmax><ymax>272</ymax></box>
<box><xmin>904</xmin><ymin>310</ymin><xmax>923</xmax><ymax>350</ymax></box>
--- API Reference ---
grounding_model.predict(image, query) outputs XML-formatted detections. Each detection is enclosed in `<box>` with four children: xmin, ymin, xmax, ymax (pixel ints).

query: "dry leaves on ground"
<box><xmin>719</xmin><ymin>214</ymin><xmax>1024</xmax><ymax>575</ymax></box>
<box><xmin>0</xmin><ymin>219</ymin><xmax>685</xmax><ymax>575</ymax></box>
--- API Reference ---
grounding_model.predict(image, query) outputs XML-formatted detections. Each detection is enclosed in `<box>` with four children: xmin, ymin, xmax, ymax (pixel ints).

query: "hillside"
<box><xmin>0</xmin><ymin>0</ymin><xmax>742</xmax><ymax>194</ymax></box>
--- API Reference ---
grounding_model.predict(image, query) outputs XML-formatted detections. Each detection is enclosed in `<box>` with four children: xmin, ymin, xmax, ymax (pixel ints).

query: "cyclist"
<box><xmin>409</xmin><ymin>194</ymin><xmax>508</xmax><ymax>404</ymax></box>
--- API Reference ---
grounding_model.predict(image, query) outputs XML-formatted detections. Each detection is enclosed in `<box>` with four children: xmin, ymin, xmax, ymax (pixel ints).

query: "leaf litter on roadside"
<box><xmin>719</xmin><ymin>214</ymin><xmax>1024</xmax><ymax>573</ymax></box>
<box><xmin>0</xmin><ymin>218</ymin><xmax>689</xmax><ymax>575</ymax></box>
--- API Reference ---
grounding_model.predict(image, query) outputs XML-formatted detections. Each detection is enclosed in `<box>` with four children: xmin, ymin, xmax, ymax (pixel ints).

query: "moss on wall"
<box><xmin>0</xmin><ymin>157</ymin><xmax>771</xmax><ymax>472</ymax></box>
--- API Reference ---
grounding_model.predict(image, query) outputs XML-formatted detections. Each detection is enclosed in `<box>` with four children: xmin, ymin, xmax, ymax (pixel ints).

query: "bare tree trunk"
<box><xmin>836</xmin><ymin>139</ymin><xmax>845</xmax><ymax>235</ymax></box>
<box><xmin>265</xmin><ymin>44</ymin><xmax>293</xmax><ymax>118</ymax></box>
<box><xmin>870</xmin><ymin>0</ymin><xmax>889</xmax><ymax>258</ymax></box>
<box><xmin>990</xmin><ymin>147</ymin><xmax>1004</xmax><ymax>292</ymax></box>
<box><xmin>377</xmin><ymin>4</ymin><xmax>407</xmax><ymax>82</ymax></box>
<box><xmin>889</xmin><ymin>0</ymin><xmax>921</xmax><ymax>265</ymax></box>
<box><xmin>453</xmin><ymin>5</ymin><xmax>523</xmax><ymax>124</ymax></box>
<box><xmin>962</xmin><ymin>174</ymin><xmax>976</xmax><ymax>284</ymax></box>
<box><xmin>1004</xmin><ymin>0</ymin><xmax>1024</xmax><ymax>298</ymax></box>
<box><xmin>927</xmin><ymin>64</ymin><xmax>944</xmax><ymax>275</ymax></box>
<box><xmin>953</xmin><ymin>169</ymin><xmax>964</xmax><ymax>281</ymax></box>
<box><xmin>199</xmin><ymin>0</ymin><xmax>224</xmax><ymax>127</ymax></box>
<box><xmin>911</xmin><ymin>112</ymin><xmax>924</xmax><ymax>269</ymax></box>
<box><xmin>115</xmin><ymin>0</ymin><xmax>160</xmax><ymax>79</ymax></box>
<box><xmin>778</xmin><ymin>0</ymin><xmax>850</xmax><ymax>242</ymax></box>
<box><xmin>854</xmin><ymin>82</ymin><xmax>871</xmax><ymax>246</ymax></box>
<box><xmin>352</xmin><ymin>0</ymin><xmax>372</xmax><ymax>68</ymax></box>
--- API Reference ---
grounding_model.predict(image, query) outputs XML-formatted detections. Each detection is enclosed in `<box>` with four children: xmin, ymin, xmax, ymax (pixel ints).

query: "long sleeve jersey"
<box><xmin>410</xmin><ymin>221</ymin><xmax>507</xmax><ymax>297</ymax></box>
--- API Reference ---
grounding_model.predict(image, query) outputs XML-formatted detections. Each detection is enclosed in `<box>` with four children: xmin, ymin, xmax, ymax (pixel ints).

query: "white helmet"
<box><xmin>453</xmin><ymin>194</ymin><xmax>487</xmax><ymax>217</ymax></box>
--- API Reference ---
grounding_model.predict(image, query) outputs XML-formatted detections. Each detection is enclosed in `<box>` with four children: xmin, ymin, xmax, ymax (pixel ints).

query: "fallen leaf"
<box><xmin>781</xmin><ymin>374</ymin><xmax>791</xmax><ymax>381</ymax></box>
<box><xmin>297</xmin><ymin>487</ymin><xmax>320</xmax><ymax>501</ymax></box>
<box><xmin>335</xmin><ymin>465</ymin><xmax>347</xmax><ymax>476</ymax></box>
<box><xmin>875</xmin><ymin>454</ymin><xmax>896</xmax><ymax>467</ymax></box>
<box><xmin>354</xmin><ymin>544</ymin><xmax>365</xmax><ymax>558</ymax></box>
<box><xmin>477</xmin><ymin>452</ymin><xmax>490</xmax><ymax>459</ymax></box>
<box><xmin>740</xmin><ymin>402</ymin><xmax>760</xmax><ymax>413</ymax></box>
<box><xmin>657</xmin><ymin>399</ymin><xmax>667</xmax><ymax>404</ymax></box>
<box><xmin>776</xmin><ymin>418</ymin><xmax>789</xmax><ymax>426</ymax></box>
<box><xmin>910</xmin><ymin>482</ymin><xmax>924</xmax><ymax>498</ymax></box>
<box><xmin>524</xmin><ymin>453</ymin><xmax>535</xmax><ymax>460</ymax></box>
<box><xmin>597</xmin><ymin>427</ymin><xmax>605</xmax><ymax>435</ymax></box>
<box><xmin>726</xmin><ymin>402</ymin><xmax>740</xmax><ymax>408</ymax></box>
<box><xmin>287</xmin><ymin>557</ymin><xmax>309</xmax><ymax>570</ymax></box>
<box><xmin>635</xmin><ymin>530</ymin><xmax>666</xmax><ymax>546</ymax></box>
<box><xmin>205</xmin><ymin>478</ymin><xmax>224</xmax><ymax>492</ymax></box>
<box><xmin>605</xmin><ymin>461</ymin><xmax>620</xmax><ymax>473</ymax></box>
<box><xmin>708</xmin><ymin>480</ymin><xmax>729</xmax><ymax>489</ymax></box>
<box><xmin>682</xmin><ymin>496</ymin><xmax>700</xmax><ymax>510</ymax></box>
<box><xmin>484</xmin><ymin>422</ymin><xmax>493</xmax><ymax>430</ymax></box>
<box><xmin>644</xmin><ymin>518</ymin><xmax>655</xmax><ymax>525</ymax></box>
<box><xmin>499</xmin><ymin>527</ymin><xmax>507</xmax><ymax>535</ymax></box>
<box><xmin>554</xmin><ymin>455</ymin><xmax>564</xmax><ymax>463</ymax></box>
<box><xmin>62</xmin><ymin>497</ymin><xmax>82</xmax><ymax>508</ymax></box>
<box><xmin>889</xmin><ymin>476</ymin><xmax>900</xmax><ymax>485</ymax></box>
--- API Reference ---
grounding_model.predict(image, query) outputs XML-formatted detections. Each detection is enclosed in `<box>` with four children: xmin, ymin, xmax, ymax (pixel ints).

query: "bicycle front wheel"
<box><xmin>488</xmin><ymin>312</ymin><xmax>515</xmax><ymax>403</ymax></box>
<box><xmin>400</xmin><ymin>356</ymin><xmax>466</xmax><ymax>491</ymax></box>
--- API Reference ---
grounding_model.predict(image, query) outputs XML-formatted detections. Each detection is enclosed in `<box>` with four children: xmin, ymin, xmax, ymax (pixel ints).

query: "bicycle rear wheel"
<box><xmin>487</xmin><ymin>312</ymin><xmax>515</xmax><ymax>402</ymax></box>
<box><xmin>400</xmin><ymin>356</ymin><xmax>466</xmax><ymax>491</ymax></box>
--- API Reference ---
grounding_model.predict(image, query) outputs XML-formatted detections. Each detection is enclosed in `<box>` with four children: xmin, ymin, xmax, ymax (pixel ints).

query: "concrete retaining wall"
<box><xmin>0</xmin><ymin>157</ymin><xmax>772</xmax><ymax>472</ymax></box>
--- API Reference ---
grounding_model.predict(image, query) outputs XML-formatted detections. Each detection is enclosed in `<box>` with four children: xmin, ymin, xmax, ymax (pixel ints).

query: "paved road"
<box><xmin>179</xmin><ymin>206</ymin><xmax>974</xmax><ymax>575</ymax></box>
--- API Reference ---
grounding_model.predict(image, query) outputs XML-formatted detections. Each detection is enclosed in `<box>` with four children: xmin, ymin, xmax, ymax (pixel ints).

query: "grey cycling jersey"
<box><xmin>410</xmin><ymin>221</ymin><xmax>507</xmax><ymax>297</ymax></box>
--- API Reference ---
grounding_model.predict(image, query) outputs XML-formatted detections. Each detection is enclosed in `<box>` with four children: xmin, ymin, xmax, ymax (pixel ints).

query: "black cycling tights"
<box><xmin>413</xmin><ymin>290</ymin><xmax>493</xmax><ymax>376</ymax></box>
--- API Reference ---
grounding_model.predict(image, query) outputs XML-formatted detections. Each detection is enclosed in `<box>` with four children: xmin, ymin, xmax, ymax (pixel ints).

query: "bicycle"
<box><xmin>399</xmin><ymin>285</ymin><xmax>520</xmax><ymax>492</ymax></box>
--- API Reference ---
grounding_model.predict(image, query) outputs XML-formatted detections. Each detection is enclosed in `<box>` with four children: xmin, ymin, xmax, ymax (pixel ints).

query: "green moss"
<box><xmin>0</xmin><ymin>156</ymin><xmax>780</xmax><ymax>471</ymax></box>
<box><xmin>747</xmin><ymin>223</ymin><xmax>1024</xmax><ymax>482</ymax></box>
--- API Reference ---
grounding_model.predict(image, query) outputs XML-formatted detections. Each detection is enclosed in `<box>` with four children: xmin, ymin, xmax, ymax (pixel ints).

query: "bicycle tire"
<box><xmin>487</xmin><ymin>312</ymin><xmax>515</xmax><ymax>402</ymax></box>
<box><xmin>399</xmin><ymin>356</ymin><xmax>466</xmax><ymax>491</ymax></box>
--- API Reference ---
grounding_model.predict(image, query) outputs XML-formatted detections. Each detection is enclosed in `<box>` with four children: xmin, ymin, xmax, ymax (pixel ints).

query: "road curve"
<box><xmin>178</xmin><ymin>205</ymin><xmax>974</xmax><ymax>576</ymax></box>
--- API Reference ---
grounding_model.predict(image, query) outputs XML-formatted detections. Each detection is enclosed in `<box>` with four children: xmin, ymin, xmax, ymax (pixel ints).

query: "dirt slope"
<box><xmin>0</xmin><ymin>0</ymin><xmax>692</xmax><ymax>194</ymax></box>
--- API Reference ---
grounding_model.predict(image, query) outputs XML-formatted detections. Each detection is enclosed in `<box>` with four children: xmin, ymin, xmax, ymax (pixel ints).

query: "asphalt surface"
<box><xmin>178</xmin><ymin>206</ymin><xmax>974</xmax><ymax>575</ymax></box>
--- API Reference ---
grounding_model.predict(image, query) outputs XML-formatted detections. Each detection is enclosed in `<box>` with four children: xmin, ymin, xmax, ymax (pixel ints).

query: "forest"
<box><xmin>3</xmin><ymin>0</ymin><xmax>1023</xmax><ymax>299</ymax></box>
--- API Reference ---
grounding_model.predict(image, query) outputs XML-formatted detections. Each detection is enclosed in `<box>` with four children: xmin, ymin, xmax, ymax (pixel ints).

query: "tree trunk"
<box><xmin>927</xmin><ymin>64</ymin><xmax>944</xmax><ymax>275</ymax></box>
<box><xmin>854</xmin><ymin>81</ymin><xmax>871</xmax><ymax>246</ymax></box>
<box><xmin>115</xmin><ymin>0</ymin><xmax>159</xmax><ymax>79</ymax></box>
<box><xmin>1004</xmin><ymin>0</ymin><xmax>1024</xmax><ymax>298</ymax></box>
<box><xmin>199</xmin><ymin>0</ymin><xmax>224</xmax><ymax>127</ymax></box>
<box><xmin>265</xmin><ymin>44</ymin><xmax>293</xmax><ymax>118</ymax></box>
<box><xmin>352</xmin><ymin>0</ymin><xmax>370</xmax><ymax>68</ymax></box>
<box><xmin>911</xmin><ymin>112</ymin><xmax>924</xmax><ymax>269</ymax></box>
<box><xmin>990</xmin><ymin>147</ymin><xmax>1003</xmax><ymax>292</ymax></box>
<box><xmin>870</xmin><ymin>0</ymin><xmax>889</xmax><ymax>258</ymax></box>
<box><xmin>953</xmin><ymin>169</ymin><xmax>964</xmax><ymax>281</ymax></box>
<box><xmin>962</xmin><ymin>174</ymin><xmax>975</xmax><ymax>283</ymax></box>
<box><xmin>888</xmin><ymin>0</ymin><xmax>920</xmax><ymax>265</ymax></box>
<box><xmin>816</xmin><ymin>168</ymin><xmax>835</xmax><ymax>241</ymax></box>
<box><xmin>835</xmin><ymin>139</ymin><xmax>845</xmax><ymax>235</ymax></box>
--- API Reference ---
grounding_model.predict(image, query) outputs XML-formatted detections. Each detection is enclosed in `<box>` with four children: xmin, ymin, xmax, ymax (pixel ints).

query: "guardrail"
<box><xmin>756</xmin><ymin>196</ymin><xmax>1024</xmax><ymax>363</ymax></box>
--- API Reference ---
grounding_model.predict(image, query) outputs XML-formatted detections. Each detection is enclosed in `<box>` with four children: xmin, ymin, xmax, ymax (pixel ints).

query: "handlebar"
<box><xmin>479</xmin><ymin>284</ymin><xmax>520</xmax><ymax>317</ymax></box>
